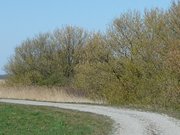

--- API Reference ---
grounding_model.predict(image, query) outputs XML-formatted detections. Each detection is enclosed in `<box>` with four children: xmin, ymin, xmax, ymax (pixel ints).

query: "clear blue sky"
<box><xmin>0</xmin><ymin>0</ymin><xmax>172</xmax><ymax>74</ymax></box>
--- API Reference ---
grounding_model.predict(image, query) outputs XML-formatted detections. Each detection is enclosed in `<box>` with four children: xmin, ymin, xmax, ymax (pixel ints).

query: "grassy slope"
<box><xmin>0</xmin><ymin>103</ymin><xmax>112</xmax><ymax>135</ymax></box>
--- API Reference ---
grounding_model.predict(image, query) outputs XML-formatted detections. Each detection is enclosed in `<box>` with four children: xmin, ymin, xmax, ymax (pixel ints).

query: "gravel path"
<box><xmin>0</xmin><ymin>99</ymin><xmax>180</xmax><ymax>135</ymax></box>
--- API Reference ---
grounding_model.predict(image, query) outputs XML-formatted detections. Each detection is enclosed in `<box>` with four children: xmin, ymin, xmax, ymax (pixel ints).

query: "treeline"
<box><xmin>5</xmin><ymin>1</ymin><xmax>180</xmax><ymax>108</ymax></box>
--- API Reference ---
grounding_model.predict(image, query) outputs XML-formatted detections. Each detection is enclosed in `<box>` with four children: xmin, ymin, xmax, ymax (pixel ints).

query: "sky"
<box><xmin>0</xmin><ymin>0</ymin><xmax>173</xmax><ymax>74</ymax></box>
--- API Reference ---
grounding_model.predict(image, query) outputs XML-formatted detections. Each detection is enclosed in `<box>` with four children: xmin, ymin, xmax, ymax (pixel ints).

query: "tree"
<box><xmin>5</xmin><ymin>26</ymin><xmax>88</xmax><ymax>86</ymax></box>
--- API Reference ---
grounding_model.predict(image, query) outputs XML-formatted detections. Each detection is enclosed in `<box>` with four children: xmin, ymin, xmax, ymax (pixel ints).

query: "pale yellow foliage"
<box><xmin>0</xmin><ymin>85</ymin><xmax>102</xmax><ymax>104</ymax></box>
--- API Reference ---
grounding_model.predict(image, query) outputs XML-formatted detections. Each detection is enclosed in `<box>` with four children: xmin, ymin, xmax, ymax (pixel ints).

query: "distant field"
<box><xmin>0</xmin><ymin>103</ymin><xmax>112</xmax><ymax>135</ymax></box>
<box><xmin>0</xmin><ymin>75</ymin><xmax>7</xmax><ymax>79</ymax></box>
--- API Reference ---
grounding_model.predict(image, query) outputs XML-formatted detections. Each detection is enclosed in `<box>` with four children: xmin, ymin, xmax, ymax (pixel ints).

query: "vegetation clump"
<box><xmin>5</xmin><ymin>1</ymin><xmax>180</xmax><ymax>110</ymax></box>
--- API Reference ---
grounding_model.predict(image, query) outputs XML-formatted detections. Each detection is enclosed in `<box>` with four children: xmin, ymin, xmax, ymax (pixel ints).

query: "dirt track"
<box><xmin>0</xmin><ymin>99</ymin><xmax>179</xmax><ymax>135</ymax></box>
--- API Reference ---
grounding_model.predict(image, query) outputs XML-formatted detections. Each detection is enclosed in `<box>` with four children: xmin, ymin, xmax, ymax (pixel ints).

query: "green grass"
<box><xmin>0</xmin><ymin>103</ymin><xmax>112</xmax><ymax>135</ymax></box>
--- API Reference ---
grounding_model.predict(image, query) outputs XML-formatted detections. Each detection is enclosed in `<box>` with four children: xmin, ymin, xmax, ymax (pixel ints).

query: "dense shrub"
<box><xmin>74</xmin><ymin>1</ymin><xmax>180</xmax><ymax>109</ymax></box>
<box><xmin>5</xmin><ymin>1</ymin><xmax>180</xmax><ymax>109</ymax></box>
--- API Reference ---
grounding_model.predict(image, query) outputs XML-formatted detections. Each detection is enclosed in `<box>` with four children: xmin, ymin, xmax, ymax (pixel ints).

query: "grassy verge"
<box><xmin>141</xmin><ymin>106</ymin><xmax>180</xmax><ymax>119</ymax></box>
<box><xmin>114</xmin><ymin>104</ymin><xmax>180</xmax><ymax>120</ymax></box>
<box><xmin>0</xmin><ymin>103</ymin><xmax>112</xmax><ymax>135</ymax></box>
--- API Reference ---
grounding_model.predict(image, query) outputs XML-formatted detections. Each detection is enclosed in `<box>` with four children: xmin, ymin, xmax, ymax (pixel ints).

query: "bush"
<box><xmin>5</xmin><ymin>1</ymin><xmax>180</xmax><ymax>110</ymax></box>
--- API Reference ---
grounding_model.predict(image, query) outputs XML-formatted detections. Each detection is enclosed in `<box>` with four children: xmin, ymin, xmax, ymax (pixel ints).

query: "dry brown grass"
<box><xmin>0</xmin><ymin>80</ymin><xmax>5</xmax><ymax>85</ymax></box>
<box><xmin>0</xmin><ymin>84</ymin><xmax>102</xmax><ymax>104</ymax></box>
